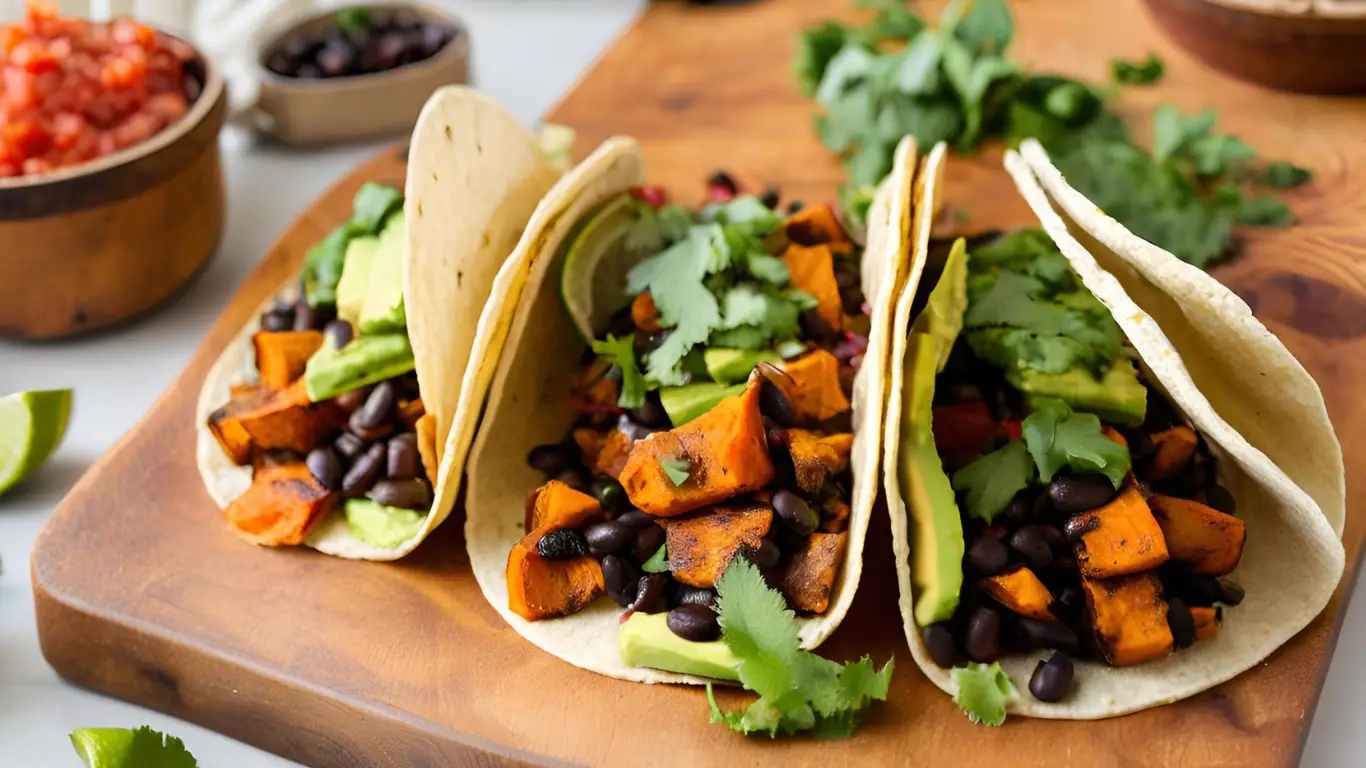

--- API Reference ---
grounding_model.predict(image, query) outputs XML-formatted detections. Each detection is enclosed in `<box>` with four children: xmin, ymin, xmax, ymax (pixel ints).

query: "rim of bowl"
<box><xmin>0</xmin><ymin>28</ymin><xmax>225</xmax><ymax>191</ymax></box>
<box><xmin>1146</xmin><ymin>0</ymin><xmax>1366</xmax><ymax>29</ymax></box>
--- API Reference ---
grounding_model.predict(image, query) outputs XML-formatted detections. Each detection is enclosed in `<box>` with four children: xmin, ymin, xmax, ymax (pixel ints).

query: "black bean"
<box><xmin>387</xmin><ymin>433</ymin><xmax>418</xmax><ymax>479</ymax></box>
<box><xmin>342</xmin><ymin>443</ymin><xmax>386</xmax><ymax>497</ymax></box>
<box><xmin>418</xmin><ymin>23</ymin><xmax>448</xmax><ymax>56</ymax></box>
<box><xmin>767</xmin><ymin>427</ymin><xmax>797</xmax><ymax>491</ymax></box>
<box><xmin>350</xmin><ymin>420</ymin><xmax>395</xmax><ymax>442</ymax></box>
<box><xmin>1029</xmin><ymin>651</ymin><xmax>1074</xmax><ymax>703</ymax></box>
<box><xmin>993</xmin><ymin>496</ymin><xmax>1027</xmax><ymax>527</ymax></box>
<box><xmin>1016</xmin><ymin>617</ymin><xmax>1080</xmax><ymax>654</ymax></box>
<box><xmin>786</xmin><ymin>200</ymin><xmax>805</xmax><ymax>215</ymax></box>
<box><xmin>749</xmin><ymin>539</ymin><xmax>781</xmax><ymax>569</ymax></box>
<box><xmin>1129</xmin><ymin>432</ymin><xmax>1156</xmax><ymax>463</ymax></box>
<box><xmin>1217</xmin><ymin>578</ymin><xmax>1245</xmax><ymax>606</ymax></box>
<box><xmin>707</xmin><ymin>171</ymin><xmax>738</xmax><ymax>196</ymax></box>
<box><xmin>1143</xmin><ymin>393</ymin><xmax>1178</xmax><ymax>431</ymax></box>
<box><xmin>351</xmin><ymin>381</ymin><xmax>397</xmax><ymax>430</ymax></box>
<box><xmin>553</xmin><ymin>469</ymin><xmax>588</xmax><ymax>493</ymax></box>
<box><xmin>296</xmin><ymin>62</ymin><xmax>322</xmax><ymax>79</ymax></box>
<box><xmin>293</xmin><ymin>301</ymin><xmax>319</xmax><ymax>331</ymax></box>
<box><xmin>617</xmin><ymin>509</ymin><xmax>654</xmax><ymax>528</ymax></box>
<box><xmin>615</xmin><ymin>414</ymin><xmax>658</xmax><ymax>443</ymax></box>
<box><xmin>590</xmin><ymin>477</ymin><xmax>627</xmax><ymax>513</ymax></box>
<box><xmin>1009</xmin><ymin>526</ymin><xmax>1054</xmax><ymax>570</ymax></box>
<box><xmin>527</xmin><ymin>443</ymin><xmax>573</xmax><ymax>476</ymax></box>
<box><xmin>1168</xmin><ymin>596</ymin><xmax>1196</xmax><ymax>649</ymax></box>
<box><xmin>336</xmin><ymin>386</ymin><xmax>371</xmax><ymax>413</ymax></box>
<box><xmin>334</xmin><ymin>431</ymin><xmax>366</xmax><ymax>459</ymax></box>
<box><xmin>1165</xmin><ymin>572</ymin><xmax>1222</xmax><ymax>607</ymax></box>
<box><xmin>1048</xmin><ymin>474</ymin><xmax>1118</xmax><ymax>514</ymax></box>
<box><xmin>584</xmin><ymin>520</ymin><xmax>634</xmax><ymax>557</ymax></box>
<box><xmin>674</xmin><ymin>585</ymin><xmax>717</xmax><ymax>609</ymax></box>
<box><xmin>759</xmin><ymin>187</ymin><xmax>781</xmax><ymax>209</ymax></box>
<box><xmin>633</xmin><ymin>524</ymin><xmax>666</xmax><ymax>565</ymax></box>
<box><xmin>964</xmin><ymin>607</ymin><xmax>1001</xmax><ymax>663</ymax></box>
<box><xmin>772</xmin><ymin>490</ymin><xmax>817</xmax><ymax>537</ymax></box>
<box><xmin>799</xmin><ymin>308</ymin><xmax>838</xmax><ymax>344</ymax></box>
<box><xmin>260</xmin><ymin>309</ymin><xmax>294</xmax><ymax>331</ymax></box>
<box><xmin>368</xmin><ymin>477</ymin><xmax>431</xmax><ymax>510</ymax></box>
<box><xmin>756</xmin><ymin>378</ymin><xmax>797</xmax><ymax>428</ymax></box>
<box><xmin>667</xmin><ymin>604</ymin><xmax>720</xmax><ymax>641</ymax></box>
<box><xmin>323</xmin><ymin>319</ymin><xmax>354</xmax><ymax>349</ymax></box>
<box><xmin>1032</xmin><ymin>490</ymin><xmax>1057</xmax><ymax>521</ymax></box>
<box><xmin>537</xmin><ymin>529</ymin><xmax>590</xmax><ymax>560</ymax></box>
<box><xmin>306</xmin><ymin>447</ymin><xmax>343</xmax><ymax>491</ymax></box>
<box><xmin>629</xmin><ymin>573</ymin><xmax>669</xmax><ymax>614</ymax></box>
<box><xmin>837</xmin><ymin>278</ymin><xmax>865</xmax><ymax>316</ymax></box>
<box><xmin>1200</xmin><ymin>484</ymin><xmax>1237</xmax><ymax>516</ymax></box>
<box><xmin>630</xmin><ymin>398</ymin><xmax>670</xmax><ymax>430</ymax></box>
<box><xmin>602</xmin><ymin>555</ymin><xmax>635</xmax><ymax>607</ymax></box>
<box><xmin>923</xmin><ymin>623</ymin><xmax>956</xmax><ymax>669</ymax></box>
<box><xmin>1053</xmin><ymin>586</ymin><xmax>1084</xmax><ymax>616</ymax></box>
<box><xmin>965</xmin><ymin>535</ymin><xmax>1009</xmax><ymax>576</ymax></box>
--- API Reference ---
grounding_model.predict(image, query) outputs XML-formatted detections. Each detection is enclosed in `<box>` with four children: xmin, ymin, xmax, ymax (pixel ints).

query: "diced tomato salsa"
<box><xmin>0</xmin><ymin>2</ymin><xmax>196</xmax><ymax>179</ymax></box>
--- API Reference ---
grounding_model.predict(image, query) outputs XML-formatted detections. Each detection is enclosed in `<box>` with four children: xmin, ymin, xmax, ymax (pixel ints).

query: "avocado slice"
<box><xmin>336</xmin><ymin>235</ymin><xmax>380</xmax><ymax>327</ymax></box>
<box><xmin>703</xmin><ymin>347</ymin><xmax>782</xmax><ymax>385</ymax></box>
<box><xmin>1011</xmin><ymin>358</ymin><xmax>1147</xmax><ymax>428</ymax></box>
<box><xmin>618</xmin><ymin>612</ymin><xmax>741</xmax><ymax>681</ymax></box>
<box><xmin>911</xmin><ymin>237</ymin><xmax>969</xmax><ymax>373</ymax></box>
<box><xmin>658</xmin><ymin>382</ymin><xmax>745</xmax><ymax>427</ymax></box>
<box><xmin>304</xmin><ymin>333</ymin><xmax>415</xmax><ymax>402</ymax></box>
<box><xmin>344</xmin><ymin>498</ymin><xmax>425</xmax><ymax>548</ymax></box>
<box><xmin>359</xmin><ymin>210</ymin><xmax>407</xmax><ymax>334</ymax></box>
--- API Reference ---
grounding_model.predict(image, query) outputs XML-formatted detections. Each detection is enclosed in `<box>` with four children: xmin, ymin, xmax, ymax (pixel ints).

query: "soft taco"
<box><xmin>882</xmin><ymin>143</ymin><xmax>1344</xmax><ymax>718</ymax></box>
<box><xmin>195</xmin><ymin>87</ymin><xmax>559</xmax><ymax>559</ymax></box>
<box><xmin>462</xmin><ymin>136</ymin><xmax>919</xmax><ymax>683</ymax></box>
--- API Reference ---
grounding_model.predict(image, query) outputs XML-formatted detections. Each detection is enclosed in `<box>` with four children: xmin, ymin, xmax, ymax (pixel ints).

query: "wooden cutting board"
<box><xmin>33</xmin><ymin>1</ymin><xmax>1366</xmax><ymax>765</ymax></box>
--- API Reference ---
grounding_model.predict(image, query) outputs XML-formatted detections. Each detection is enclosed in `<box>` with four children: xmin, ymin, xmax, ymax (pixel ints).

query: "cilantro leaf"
<box><xmin>1111</xmin><ymin>53</ymin><xmax>1164</xmax><ymax>85</ymax></box>
<box><xmin>591</xmin><ymin>333</ymin><xmax>647</xmax><ymax>409</ymax></box>
<box><xmin>718</xmin><ymin>284</ymin><xmax>804</xmax><ymax>343</ymax></box>
<box><xmin>951</xmin><ymin>663</ymin><xmax>1013</xmax><ymax>726</ymax></box>
<box><xmin>642</xmin><ymin>543</ymin><xmax>668</xmax><ymax>573</ymax></box>
<box><xmin>1022</xmin><ymin>397</ymin><xmax>1131</xmax><ymax>487</ymax></box>
<box><xmin>952</xmin><ymin>0</ymin><xmax>1013</xmax><ymax>55</ymax></box>
<box><xmin>795</xmin><ymin>21</ymin><xmax>852</xmax><ymax>98</ymax></box>
<box><xmin>1235</xmin><ymin>194</ymin><xmax>1294</xmax><ymax>226</ymax></box>
<box><xmin>71</xmin><ymin>726</ymin><xmax>198</xmax><ymax>768</ymax></box>
<box><xmin>951</xmin><ymin>439</ymin><xmax>1034</xmax><ymax>523</ymax></box>
<box><xmin>626</xmin><ymin>228</ymin><xmax>725</xmax><ymax>381</ymax></box>
<box><xmin>661</xmin><ymin>457</ymin><xmax>691</xmax><ymax>486</ymax></box>
<box><xmin>746</xmin><ymin>253</ymin><xmax>791</xmax><ymax>284</ymax></box>
<box><xmin>1262</xmin><ymin>161</ymin><xmax>1312</xmax><ymax>188</ymax></box>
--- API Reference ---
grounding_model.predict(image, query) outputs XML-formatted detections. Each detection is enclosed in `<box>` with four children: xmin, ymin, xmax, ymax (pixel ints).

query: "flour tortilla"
<box><xmin>463</xmin><ymin>136</ymin><xmax>917</xmax><ymax>683</ymax></box>
<box><xmin>195</xmin><ymin>87</ymin><xmax>558</xmax><ymax>560</ymax></box>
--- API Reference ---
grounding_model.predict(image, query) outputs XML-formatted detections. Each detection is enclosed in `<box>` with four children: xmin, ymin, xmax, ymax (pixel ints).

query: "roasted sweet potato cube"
<box><xmin>1101</xmin><ymin>424</ymin><xmax>1128</xmax><ymax>450</ymax></box>
<box><xmin>819</xmin><ymin>496</ymin><xmax>850</xmax><ymax>533</ymax></box>
<box><xmin>507</xmin><ymin>530</ymin><xmax>605</xmax><ymax>621</ymax></box>
<box><xmin>782</xmin><ymin>532</ymin><xmax>848</xmax><ymax>614</ymax></box>
<box><xmin>253</xmin><ymin>330</ymin><xmax>324</xmax><ymax>391</ymax></box>
<box><xmin>1150</xmin><ymin>495</ymin><xmax>1246</xmax><ymax>576</ymax></box>
<box><xmin>596</xmin><ymin>430</ymin><xmax>633</xmax><ymax>480</ymax></box>
<box><xmin>788</xmin><ymin>429</ymin><xmax>853</xmax><ymax>497</ymax></box>
<box><xmin>233</xmin><ymin>379</ymin><xmax>342</xmax><ymax>457</ymax></box>
<box><xmin>620</xmin><ymin>378</ymin><xmax>773</xmax><ymax>517</ymax></box>
<box><xmin>224</xmin><ymin>462</ymin><xmax>336</xmax><ymax>546</ymax></box>
<box><xmin>569</xmin><ymin>361</ymin><xmax>620</xmax><ymax>418</ymax></box>
<box><xmin>780</xmin><ymin>350</ymin><xmax>851</xmax><ymax>424</ymax></box>
<box><xmin>230</xmin><ymin>383</ymin><xmax>257</xmax><ymax>398</ymax></box>
<box><xmin>397</xmin><ymin>397</ymin><xmax>426</xmax><ymax>430</ymax></box>
<box><xmin>415</xmin><ymin>412</ymin><xmax>439</xmax><ymax>486</ymax></box>
<box><xmin>1147</xmin><ymin>426</ymin><xmax>1197</xmax><ymax>481</ymax></box>
<box><xmin>1066</xmin><ymin>481</ymin><xmax>1169</xmax><ymax>579</ymax></box>
<box><xmin>786</xmin><ymin>203</ymin><xmax>851</xmax><ymax>248</ymax></box>
<box><xmin>527</xmin><ymin>480</ymin><xmax>604</xmax><ymax>533</ymax></box>
<box><xmin>981</xmin><ymin>567</ymin><xmax>1057</xmax><ymax>621</ymax></box>
<box><xmin>207</xmin><ymin>386</ymin><xmax>265</xmax><ymax>465</ymax></box>
<box><xmin>1192</xmin><ymin>606</ymin><xmax>1221</xmax><ymax>642</ymax></box>
<box><xmin>661</xmin><ymin>501</ymin><xmax>773</xmax><ymax>588</ymax></box>
<box><xmin>632</xmin><ymin>291</ymin><xmax>661</xmax><ymax>333</ymax></box>
<box><xmin>783</xmin><ymin>243</ymin><xmax>843</xmax><ymax>331</ymax></box>
<box><xmin>1081</xmin><ymin>571</ymin><xmax>1173</xmax><ymax>667</ymax></box>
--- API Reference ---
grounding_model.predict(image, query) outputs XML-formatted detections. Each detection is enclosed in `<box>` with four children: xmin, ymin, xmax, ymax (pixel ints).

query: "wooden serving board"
<box><xmin>32</xmin><ymin>0</ymin><xmax>1366</xmax><ymax>765</ymax></box>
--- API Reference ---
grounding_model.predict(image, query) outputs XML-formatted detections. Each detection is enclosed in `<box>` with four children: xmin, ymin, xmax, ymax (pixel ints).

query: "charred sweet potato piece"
<box><xmin>569</xmin><ymin>361</ymin><xmax>621</xmax><ymax>420</ymax></box>
<box><xmin>632</xmin><ymin>291</ymin><xmax>661</xmax><ymax>333</ymax></box>
<box><xmin>1066</xmin><ymin>481</ymin><xmax>1169</xmax><ymax>579</ymax></box>
<box><xmin>397</xmin><ymin>398</ymin><xmax>426</xmax><ymax>430</ymax></box>
<box><xmin>788</xmin><ymin>429</ymin><xmax>853</xmax><ymax>496</ymax></box>
<box><xmin>507</xmin><ymin>530</ymin><xmax>605</xmax><ymax>621</ymax></box>
<box><xmin>207</xmin><ymin>386</ymin><xmax>263</xmax><ymax>465</ymax></box>
<box><xmin>224</xmin><ymin>462</ymin><xmax>336</xmax><ymax>546</ymax></box>
<box><xmin>1192</xmin><ymin>606</ymin><xmax>1221</xmax><ymax>642</ymax></box>
<box><xmin>253</xmin><ymin>330</ymin><xmax>324</xmax><ymax>391</ymax></box>
<box><xmin>1150</xmin><ymin>495</ymin><xmax>1246</xmax><ymax>576</ymax></box>
<box><xmin>236</xmin><ymin>379</ymin><xmax>343</xmax><ymax>456</ymax></box>
<box><xmin>1147</xmin><ymin>426</ymin><xmax>1197</xmax><ymax>481</ymax></box>
<box><xmin>230</xmin><ymin>383</ymin><xmax>257</xmax><ymax>398</ymax></box>
<box><xmin>415</xmin><ymin>412</ymin><xmax>439</xmax><ymax>485</ymax></box>
<box><xmin>1081</xmin><ymin>571</ymin><xmax>1173</xmax><ymax>667</ymax></box>
<box><xmin>782</xmin><ymin>532</ymin><xmax>848</xmax><ymax>614</ymax></box>
<box><xmin>786</xmin><ymin>203</ymin><xmax>851</xmax><ymax>249</ymax></box>
<box><xmin>780</xmin><ymin>350</ymin><xmax>851</xmax><ymax>424</ymax></box>
<box><xmin>620</xmin><ymin>379</ymin><xmax>773</xmax><ymax>517</ymax></box>
<box><xmin>594</xmin><ymin>430</ymin><xmax>633</xmax><ymax>480</ymax></box>
<box><xmin>1101</xmin><ymin>424</ymin><xmax>1128</xmax><ymax>450</ymax></box>
<box><xmin>783</xmin><ymin>243</ymin><xmax>843</xmax><ymax>331</ymax></box>
<box><xmin>662</xmin><ymin>501</ymin><xmax>773</xmax><ymax>588</ymax></box>
<box><xmin>527</xmin><ymin>480</ymin><xmax>604</xmax><ymax>533</ymax></box>
<box><xmin>819</xmin><ymin>496</ymin><xmax>850</xmax><ymax>534</ymax></box>
<box><xmin>981</xmin><ymin>567</ymin><xmax>1057</xmax><ymax>621</ymax></box>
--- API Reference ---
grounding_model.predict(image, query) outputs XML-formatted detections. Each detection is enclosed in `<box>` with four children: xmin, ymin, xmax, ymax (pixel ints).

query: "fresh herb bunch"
<box><xmin>796</xmin><ymin>0</ymin><xmax>1312</xmax><ymax>268</ymax></box>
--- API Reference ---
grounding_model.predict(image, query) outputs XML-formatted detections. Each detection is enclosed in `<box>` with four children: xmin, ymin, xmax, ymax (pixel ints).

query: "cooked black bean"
<box><xmin>758</xmin><ymin>379</ymin><xmax>797</xmax><ymax>428</ymax></box>
<box><xmin>334</xmin><ymin>431</ymin><xmax>366</xmax><ymax>459</ymax></box>
<box><xmin>1217</xmin><ymin>578</ymin><xmax>1245</xmax><ymax>606</ymax></box>
<box><xmin>786</xmin><ymin>200</ymin><xmax>805</xmax><ymax>214</ymax></box>
<box><xmin>615</xmin><ymin>414</ymin><xmax>658</xmax><ymax>443</ymax></box>
<box><xmin>1201</xmin><ymin>483</ymin><xmax>1237</xmax><ymax>516</ymax></box>
<box><xmin>293</xmin><ymin>301</ymin><xmax>320</xmax><ymax>331</ymax></box>
<box><xmin>1143</xmin><ymin>393</ymin><xmax>1178</xmax><ymax>431</ymax></box>
<box><xmin>964</xmin><ymin>607</ymin><xmax>1001</xmax><ymax>662</ymax></box>
<box><xmin>836</xmin><ymin>271</ymin><xmax>865</xmax><ymax>315</ymax></box>
<box><xmin>966</xmin><ymin>535</ymin><xmax>1009</xmax><ymax>576</ymax></box>
<box><xmin>351</xmin><ymin>420</ymin><xmax>395</xmax><ymax>442</ymax></box>
<box><xmin>342</xmin><ymin>443</ymin><xmax>387</xmax><ymax>497</ymax></box>
<box><xmin>633</xmin><ymin>524</ymin><xmax>666</xmax><ymax>565</ymax></box>
<box><xmin>1029</xmin><ymin>652</ymin><xmax>1074</xmax><ymax>703</ymax></box>
<box><xmin>387</xmin><ymin>433</ymin><xmax>418</xmax><ymax>479</ymax></box>
<box><xmin>323</xmin><ymin>319</ymin><xmax>354</xmax><ymax>349</ymax></box>
<box><xmin>602</xmin><ymin>555</ymin><xmax>636</xmax><ymax>607</ymax></box>
<box><xmin>527</xmin><ymin>443</ymin><xmax>573</xmax><ymax>476</ymax></box>
<box><xmin>584</xmin><ymin>520</ymin><xmax>634</xmax><ymax>557</ymax></box>
<box><xmin>629</xmin><ymin>392</ymin><xmax>670</xmax><ymax>428</ymax></box>
<box><xmin>306</xmin><ymin>447</ymin><xmax>343</xmax><ymax>490</ymax></box>
<box><xmin>1167</xmin><ymin>596</ymin><xmax>1196</xmax><ymax>649</ymax></box>
<box><xmin>260</xmin><ymin>309</ymin><xmax>294</xmax><ymax>332</ymax></box>
<box><xmin>923</xmin><ymin>623</ymin><xmax>957</xmax><ymax>669</ymax></box>
<box><xmin>590</xmin><ymin>477</ymin><xmax>627</xmax><ymax>513</ymax></box>
<box><xmin>1053</xmin><ymin>586</ymin><xmax>1083</xmax><ymax>616</ymax></box>
<box><xmin>767</xmin><ymin>427</ymin><xmax>797</xmax><ymax>491</ymax></box>
<box><xmin>750</xmin><ymin>539</ymin><xmax>781</xmax><ymax>569</ymax></box>
<box><xmin>1128</xmin><ymin>431</ymin><xmax>1156</xmax><ymax>463</ymax></box>
<box><xmin>993</xmin><ymin>496</ymin><xmax>1027</xmax><ymax>527</ymax></box>
<box><xmin>1165</xmin><ymin>572</ymin><xmax>1222</xmax><ymax>607</ymax></box>
<box><xmin>368</xmin><ymin>477</ymin><xmax>431</xmax><ymax>510</ymax></box>
<box><xmin>1009</xmin><ymin>526</ymin><xmax>1054</xmax><ymax>570</ymax></box>
<box><xmin>773</xmin><ymin>489</ymin><xmax>817</xmax><ymax>537</ymax></box>
<box><xmin>351</xmin><ymin>381</ymin><xmax>397</xmax><ymax>430</ymax></box>
<box><xmin>1032</xmin><ymin>490</ymin><xmax>1057</xmax><ymax>521</ymax></box>
<box><xmin>1048</xmin><ymin>474</ymin><xmax>1117</xmax><ymax>514</ymax></box>
<box><xmin>617</xmin><ymin>509</ymin><xmax>654</xmax><ymax>528</ymax></box>
<box><xmin>667</xmin><ymin>604</ymin><xmax>720</xmax><ymax>641</ymax></box>
<box><xmin>1017</xmin><ymin>617</ymin><xmax>1079</xmax><ymax>654</ymax></box>
<box><xmin>553</xmin><ymin>469</ymin><xmax>588</xmax><ymax>493</ymax></box>
<box><xmin>537</xmin><ymin>529</ymin><xmax>590</xmax><ymax>560</ymax></box>
<box><xmin>629</xmin><ymin>573</ymin><xmax>669</xmax><ymax>614</ymax></box>
<box><xmin>759</xmin><ymin>187</ymin><xmax>781</xmax><ymax>209</ymax></box>
<box><xmin>707</xmin><ymin>170</ymin><xmax>738</xmax><ymax>195</ymax></box>
<box><xmin>336</xmin><ymin>386</ymin><xmax>371</xmax><ymax>413</ymax></box>
<box><xmin>799</xmin><ymin>308</ymin><xmax>838</xmax><ymax>344</ymax></box>
<box><xmin>674</xmin><ymin>585</ymin><xmax>717</xmax><ymax>609</ymax></box>
<box><xmin>636</xmin><ymin>330</ymin><xmax>671</xmax><ymax>358</ymax></box>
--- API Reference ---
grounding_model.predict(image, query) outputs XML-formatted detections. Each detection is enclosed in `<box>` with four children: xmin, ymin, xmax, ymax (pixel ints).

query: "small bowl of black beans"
<box><xmin>249</xmin><ymin>3</ymin><xmax>468</xmax><ymax>146</ymax></box>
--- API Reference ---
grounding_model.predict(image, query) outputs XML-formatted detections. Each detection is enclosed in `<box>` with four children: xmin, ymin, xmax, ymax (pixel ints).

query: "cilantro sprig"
<box><xmin>71</xmin><ymin>726</ymin><xmax>197</xmax><ymax>768</ymax></box>
<box><xmin>1022</xmin><ymin>397</ymin><xmax>1130</xmax><ymax>488</ymax></box>
<box><xmin>591</xmin><ymin>333</ymin><xmax>648</xmax><ymax>409</ymax></box>
<box><xmin>951</xmin><ymin>662</ymin><xmax>1013</xmax><ymax>726</ymax></box>
<box><xmin>707</xmin><ymin>558</ymin><xmax>893</xmax><ymax>738</ymax></box>
<box><xmin>951</xmin><ymin>439</ymin><xmax>1033</xmax><ymax>523</ymax></box>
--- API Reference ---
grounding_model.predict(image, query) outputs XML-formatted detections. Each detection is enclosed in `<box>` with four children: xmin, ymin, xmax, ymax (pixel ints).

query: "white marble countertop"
<box><xmin>0</xmin><ymin>1</ymin><xmax>1359</xmax><ymax>765</ymax></box>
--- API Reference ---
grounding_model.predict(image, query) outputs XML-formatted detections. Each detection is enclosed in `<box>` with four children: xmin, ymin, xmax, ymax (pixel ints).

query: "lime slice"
<box><xmin>559</xmin><ymin>193</ymin><xmax>658</xmax><ymax>342</ymax></box>
<box><xmin>0</xmin><ymin>389</ymin><xmax>73</xmax><ymax>496</ymax></box>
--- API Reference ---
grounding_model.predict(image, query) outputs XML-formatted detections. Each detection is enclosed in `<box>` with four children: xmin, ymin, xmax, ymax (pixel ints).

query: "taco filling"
<box><xmin>902</xmin><ymin>229</ymin><xmax>1246</xmax><ymax>706</ymax></box>
<box><xmin>507</xmin><ymin>178</ymin><xmax>868</xmax><ymax>676</ymax></box>
<box><xmin>205</xmin><ymin>182</ymin><xmax>441</xmax><ymax>548</ymax></box>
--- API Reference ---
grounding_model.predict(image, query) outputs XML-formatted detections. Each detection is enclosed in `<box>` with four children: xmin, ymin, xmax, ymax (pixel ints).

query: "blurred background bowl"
<box><xmin>0</xmin><ymin>38</ymin><xmax>227</xmax><ymax>341</ymax></box>
<box><xmin>1142</xmin><ymin>0</ymin><xmax>1366</xmax><ymax>94</ymax></box>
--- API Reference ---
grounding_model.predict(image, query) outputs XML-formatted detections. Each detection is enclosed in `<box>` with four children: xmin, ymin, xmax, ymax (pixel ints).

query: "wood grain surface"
<box><xmin>32</xmin><ymin>0</ymin><xmax>1365</xmax><ymax>766</ymax></box>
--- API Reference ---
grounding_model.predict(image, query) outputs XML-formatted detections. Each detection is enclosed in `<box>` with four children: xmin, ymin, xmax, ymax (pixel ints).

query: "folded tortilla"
<box><xmin>462</xmin><ymin>136</ymin><xmax>920</xmax><ymax>683</ymax></box>
<box><xmin>885</xmin><ymin>143</ymin><xmax>1345</xmax><ymax>718</ymax></box>
<box><xmin>195</xmin><ymin>87</ymin><xmax>559</xmax><ymax>560</ymax></box>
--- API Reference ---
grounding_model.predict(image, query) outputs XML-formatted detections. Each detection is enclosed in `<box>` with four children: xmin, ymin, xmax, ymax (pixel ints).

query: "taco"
<box><xmin>882</xmin><ymin>143</ymin><xmax>1344</xmax><ymax>718</ymax></box>
<box><xmin>462</xmin><ymin>136</ymin><xmax>918</xmax><ymax>683</ymax></box>
<box><xmin>195</xmin><ymin>87</ymin><xmax>559</xmax><ymax>559</ymax></box>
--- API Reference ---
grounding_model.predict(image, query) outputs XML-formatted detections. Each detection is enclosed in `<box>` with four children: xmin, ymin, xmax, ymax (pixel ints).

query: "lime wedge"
<box><xmin>0</xmin><ymin>389</ymin><xmax>73</xmax><ymax>496</ymax></box>
<box><xmin>559</xmin><ymin>193</ymin><xmax>657</xmax><ymax>342</ymax></box>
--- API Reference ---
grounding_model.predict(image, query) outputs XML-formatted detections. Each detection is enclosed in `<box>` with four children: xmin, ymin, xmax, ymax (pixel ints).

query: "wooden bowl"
<box><xmin>1142</xmin><ymin>0</ymin><xmax>1366</xmax><ymax>94</ymax></box>
<box><xmin>249</xmin><ymin>3</ymin><xmax>469</xmax><ymax>146</ymax></box>
<box><xmin>0</xmin><ymin>45</ymin><xmax>227</xmax><ymax>341</ymax></box>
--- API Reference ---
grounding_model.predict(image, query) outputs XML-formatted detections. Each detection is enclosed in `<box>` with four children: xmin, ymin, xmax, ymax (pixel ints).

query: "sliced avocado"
<box><xmin>344</xmin><ymin>498</ymin><xmax>425</xmax><ymax>548</ymax></box>
<box><xmin>359</xmin><ymin>210</ymin><xmax>406</xmax><ymax>334</ymax></box>
<box><xmin>304</xmin><ymin>333</ymin><xmax>415</xmax><ymax>402</ymax></box>
<box><xmin>618</xmin><ymin>612</ymin><xmax>741</xmax><ymax>681</ymax></box>
<box><xmin>336</xmin><ymin>235</ymin><xmax>381</xmax><ymax>327</ymax></box>
<box><xmin>659</xmin><ymin>382</ymin><xmax>745</xmax><ymax>427</ymax></box>
<box><xmin>1012</xmin><ymin>358</ymin><xmax>1147</xmax><ymax>428</ymax></box>
<box><xmin>900</xmin><ymin>333</ymin><xmax>964</xmax><ymax>626</ymax></box>
<box><xmin>911</xmin><ymin>237</ymin><xmax>969</xmax><ymax>373</ymax></box>
<box><xmin>704</xmin><ymin>347</ymin><xmax>782</xmax><ymax>385</ymax></box>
